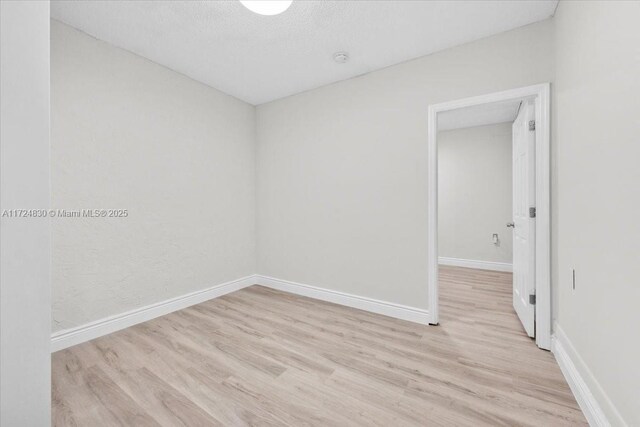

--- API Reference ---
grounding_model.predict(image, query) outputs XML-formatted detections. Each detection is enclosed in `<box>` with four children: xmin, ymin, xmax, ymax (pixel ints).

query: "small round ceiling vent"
<box><xmin>333</xmin><ymin>52</ymin><xmax>349</xmax><ymax>64</ymax></box>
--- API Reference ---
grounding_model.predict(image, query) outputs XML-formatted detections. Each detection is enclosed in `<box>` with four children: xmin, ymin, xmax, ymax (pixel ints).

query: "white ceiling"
<box><xmin>51</xmin><ymin>0</ymin><xmax>558</xmax><ymax>105</ymax></box>
<box><xmin>438</xmin><ymin>99</ymin><xmax>524</xmax><ymax>131</ymax></box>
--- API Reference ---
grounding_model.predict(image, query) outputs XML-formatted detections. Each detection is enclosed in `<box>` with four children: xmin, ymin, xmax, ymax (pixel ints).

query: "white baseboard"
<box><xmin>50</xmin><ymin>275</ymin><xmax>257</xmax><ymax>352</ymax></box>
<box><xmin>552</xmin><ymin>325</ymin><xmax>625</xmax><ymax>427</ymax></box>
<box><xmin>51</xmin><ymin>273</ymin><xmax>432</xmax><ymax>352</ymax></box>
<box><xmin>256</xmin><ymin>275</ymin><xmax>432</xmax><ymax>325</ymax></box>
<box><xmin>438</xmin><ymin>256</ymin><xmax>512</xmax><ymax>272</ymax></box>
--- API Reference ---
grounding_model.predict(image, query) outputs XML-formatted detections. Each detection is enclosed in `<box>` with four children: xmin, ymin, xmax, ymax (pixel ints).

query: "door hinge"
<box><xmin>529</xmin><ymin>294</ymin><xmax>536</xmax><ymax>305</ymax></box>
<box><xmin>529</xmin><ymin>207</ymin><xmax>536</xmax><ymax>218</ymax></box>
<box><xmin>529</xmin><ymin>120</ymin><xmax>536</xmax><ymax>131</ymax></box>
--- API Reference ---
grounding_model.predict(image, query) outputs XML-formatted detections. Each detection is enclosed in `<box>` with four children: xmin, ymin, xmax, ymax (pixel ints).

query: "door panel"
<box><xmin>512</xmin><ymin>101</ymin><xmax>536</xmax><ymax>337</ymax></box>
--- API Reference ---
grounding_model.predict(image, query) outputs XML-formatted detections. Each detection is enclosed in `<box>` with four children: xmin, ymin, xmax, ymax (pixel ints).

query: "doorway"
<box><xmin>427</xmin><ymin>84</ymin><xmax>551</xmax><ymax>350</ymax></box>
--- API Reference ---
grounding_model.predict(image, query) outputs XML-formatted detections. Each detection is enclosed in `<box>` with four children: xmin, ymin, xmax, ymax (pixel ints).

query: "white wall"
<box><xmin>51</xmin><ymin>21</ymin><xmax>256</xmax><ymax>332</ymax></box>
<box><xmin>438</xmin><ymin>123</ymin><xmax>512</xmax><ymax>264</ymax></box>
<box><xmin>46</xmin><ymin>5</ymin><xmax>640</xmax><ymax>424</ymax></box>
<box><xmin>0</xmin><ymin>1</ymin><xmax>51</xmax><ymax>425</ymax></box>
<box><xmin>554</xmin><ymin>1</ymin><xmax>640</xmax><ymax>425</ymax></box>
<box><xmin>256</xmin><ymin>20</ymin><xmax>553</xmax><ymax>309</ymax></box>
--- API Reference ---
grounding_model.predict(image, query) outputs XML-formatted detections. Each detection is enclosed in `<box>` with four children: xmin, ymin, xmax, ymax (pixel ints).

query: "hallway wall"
<box><xmin>438</xmin><ymin>123</ymin><xmax>513</xmax><ymax>265</ymax></box>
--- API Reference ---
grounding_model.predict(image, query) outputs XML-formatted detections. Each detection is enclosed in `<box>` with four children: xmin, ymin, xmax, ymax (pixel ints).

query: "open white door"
<box><xmin>511</xmin><ymin>100</ymin><xmax>536</xmax><ymax>337</ymax></box>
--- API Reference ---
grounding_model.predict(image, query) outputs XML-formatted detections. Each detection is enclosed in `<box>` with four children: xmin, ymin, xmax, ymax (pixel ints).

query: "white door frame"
<box><xmin>427</xmin><ymin>83</ymin><xmax>551</xmax><ymax>350</ymax></box>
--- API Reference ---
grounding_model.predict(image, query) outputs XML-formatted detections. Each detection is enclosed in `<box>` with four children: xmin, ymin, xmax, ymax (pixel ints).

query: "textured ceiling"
<box><xmin>438</xmin><ymin>99</ymin><xmax>524</xmax><ymax>131</ymax></box>
<box><xmin>51</xmin><ymin>0</ymin><xmax>558</xmax><ymax>105</ymax></box>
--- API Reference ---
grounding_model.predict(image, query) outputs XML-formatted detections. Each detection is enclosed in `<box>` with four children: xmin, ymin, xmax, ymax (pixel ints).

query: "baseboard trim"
<box><xmin>438</xmin><ymin>256</ymin><xmax>513</xmax><ymax>272</ymax></box>
<box><xmin>552</xmin><ymin>325</ymin><xmax>625</xmax><ymax>427</ymax></box>
<box><xmin>51</xmin><ymin>273</ymin><xmax>432</xmax><ymax>352</ymax></box>
<box><xmin>50</xmin><ymin>275</ymin><xmax>257</xmax><ymax>353</ymax></box>
<box><xmin>256</xmin><ymin>275</ymin><xmax>432</xmax><ymax>325</ymax></box>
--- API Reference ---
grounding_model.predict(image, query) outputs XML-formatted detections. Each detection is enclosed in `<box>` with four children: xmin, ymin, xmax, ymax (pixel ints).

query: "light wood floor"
<box><xmin>52</xmin><ymin>266</ymin><xmax>586</xmax><ymax>426</ymax></box>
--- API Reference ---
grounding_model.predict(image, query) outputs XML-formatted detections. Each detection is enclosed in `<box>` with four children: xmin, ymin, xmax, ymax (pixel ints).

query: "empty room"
<box><xmin>1</xmin><ymin>1</ymin><xmax>638</xmax><ymax>426</ymax></box>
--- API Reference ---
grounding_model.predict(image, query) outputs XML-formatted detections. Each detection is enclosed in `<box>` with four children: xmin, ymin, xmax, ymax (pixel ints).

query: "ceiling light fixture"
<box><xmin>333</xmin><ymin>52</ymin><xmax>349</xmax><ymax>64</ymax></box>
<box><xmin>239</xmin><ymin>1</ymin><xmax>293</xmax><ymax>16</ymax></box>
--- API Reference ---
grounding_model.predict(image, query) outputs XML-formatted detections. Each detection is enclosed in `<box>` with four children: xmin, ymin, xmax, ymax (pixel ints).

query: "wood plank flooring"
<box><xmin>52</xmin><ymin>266</ymin><xmax>586</xmax><ymax>426</ymax></box>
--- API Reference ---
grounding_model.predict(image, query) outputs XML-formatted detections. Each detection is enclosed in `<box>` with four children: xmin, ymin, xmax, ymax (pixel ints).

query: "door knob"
<box><xmin>506</xmin><ymin>222</ymin><xmax>515</xmax><ymax>228</ymax></box>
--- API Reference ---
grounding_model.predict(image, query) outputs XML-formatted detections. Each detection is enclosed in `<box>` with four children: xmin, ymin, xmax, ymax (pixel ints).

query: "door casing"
<box><xmin>427</xmin><ymin>83</ymin><xmax>551</xmax><ymax>350</ymax></box>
